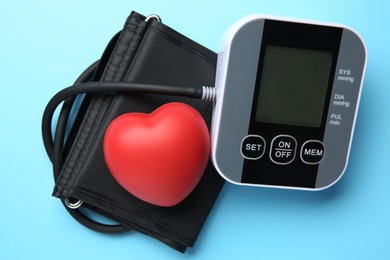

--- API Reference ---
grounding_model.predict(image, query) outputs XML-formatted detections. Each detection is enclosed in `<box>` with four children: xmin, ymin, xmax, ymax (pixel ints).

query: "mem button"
<box><xmin>240</xmin><ymin>135</ymin><xmax>266</xmax><ymax>160</ymax></box>
<box><xmin>300</xmin><ymin>140</ymin><xmax>325</xmax><ymax>164</ymax></box>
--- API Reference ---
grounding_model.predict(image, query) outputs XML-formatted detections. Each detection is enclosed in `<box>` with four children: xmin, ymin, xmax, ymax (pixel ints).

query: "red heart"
<box><xmin>103</xmin><ymin>102</ymin><xmax>210</xmax><ymax>207</ymax></box>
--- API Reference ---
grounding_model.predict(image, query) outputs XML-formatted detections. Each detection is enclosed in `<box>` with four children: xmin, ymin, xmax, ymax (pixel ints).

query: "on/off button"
<box><xmin>241</xmin><ymin>135</ymin><xmax>266</xmax><ymax>160</ymax></box>
<box><xmin>270</xmin><ymin>135</ymin><xmax>297</xmax><ymax>165</ymax></box>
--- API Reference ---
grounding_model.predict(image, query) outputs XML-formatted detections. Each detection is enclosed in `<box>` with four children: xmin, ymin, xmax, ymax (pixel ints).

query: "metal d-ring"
<box><xmin>145</xmin><ymin>14</ymin><xmax>161</xmax><ymax>23</ymax></box>
<box><xmin>65</xmin><ymin>197</ymin><xmax>83</xmax><ymax>209</ymax></box>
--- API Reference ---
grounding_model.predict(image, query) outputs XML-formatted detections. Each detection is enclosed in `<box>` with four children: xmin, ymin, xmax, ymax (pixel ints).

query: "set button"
<box><xmin>240</xmin><ymin>135</ymin><xmax>266</xmax><ymax>160</ymax></box>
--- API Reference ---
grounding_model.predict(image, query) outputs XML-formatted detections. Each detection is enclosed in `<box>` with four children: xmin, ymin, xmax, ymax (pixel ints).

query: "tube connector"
<box><xmin>201</xmin><ymin>86</ymin><xmax>216</xmax><ymax>101</ymax></box>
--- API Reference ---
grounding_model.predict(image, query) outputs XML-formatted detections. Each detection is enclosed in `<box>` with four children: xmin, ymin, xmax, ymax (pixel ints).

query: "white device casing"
<box><xmin>211</xmin><ymin>15</ymin><xmax>367</xmax><ymax>190</ymax></box>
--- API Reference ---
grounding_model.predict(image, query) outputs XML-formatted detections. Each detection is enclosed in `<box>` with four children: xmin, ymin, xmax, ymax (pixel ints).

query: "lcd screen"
<box><xmin>255</xmin><ymin>46</ymin><xmax>333</xmax><ymax>127</ymax></box>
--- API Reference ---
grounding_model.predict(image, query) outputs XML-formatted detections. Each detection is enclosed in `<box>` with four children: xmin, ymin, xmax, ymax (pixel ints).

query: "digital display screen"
<box><xmin>255</xmin><ymin>46</ymin><xmax>333</xmax><ymax>127</ymax></box>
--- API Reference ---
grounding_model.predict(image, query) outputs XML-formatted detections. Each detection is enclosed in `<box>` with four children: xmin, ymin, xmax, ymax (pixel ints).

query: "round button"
<box><xmin>270</xmin><ymin>135</ymin><xmax>297</xmax><ymax>165</ymax></box>
<box><xmin>240</xmin><ymin>135</ymin><xmax>266</xmax><ymax>160</ymax></box>
<box><xmin>300</xmin><ymin>140</ymin><xmax>325</xmax><ymax>164</ymax></box>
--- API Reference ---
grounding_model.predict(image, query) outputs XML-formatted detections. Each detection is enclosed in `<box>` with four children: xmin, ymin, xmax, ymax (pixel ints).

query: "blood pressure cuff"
<box><xmin>50</xmin><ymin>11</ymin><xmax>224</xmax><ymax>252</ymax></box>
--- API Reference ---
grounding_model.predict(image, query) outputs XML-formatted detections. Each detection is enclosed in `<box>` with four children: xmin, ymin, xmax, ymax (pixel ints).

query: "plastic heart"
<box><xmin>103</xmin><ymin>102</ymin><xmax>210</xmax><ymax>207</ymax></box>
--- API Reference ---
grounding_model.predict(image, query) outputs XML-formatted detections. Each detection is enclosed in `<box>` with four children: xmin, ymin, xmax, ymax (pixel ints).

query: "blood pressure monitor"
<box><xmin>211</xmin><ymin>15</ymin><xmax>366</xmax><ymax>190</ymax></box>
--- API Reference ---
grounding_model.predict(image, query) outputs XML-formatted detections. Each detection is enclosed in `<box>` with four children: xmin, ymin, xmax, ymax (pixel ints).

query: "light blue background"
<box><xmin>1</xmin><ymin>1</ymin><xmax>389</xmax><ymax>259</ymax></box>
